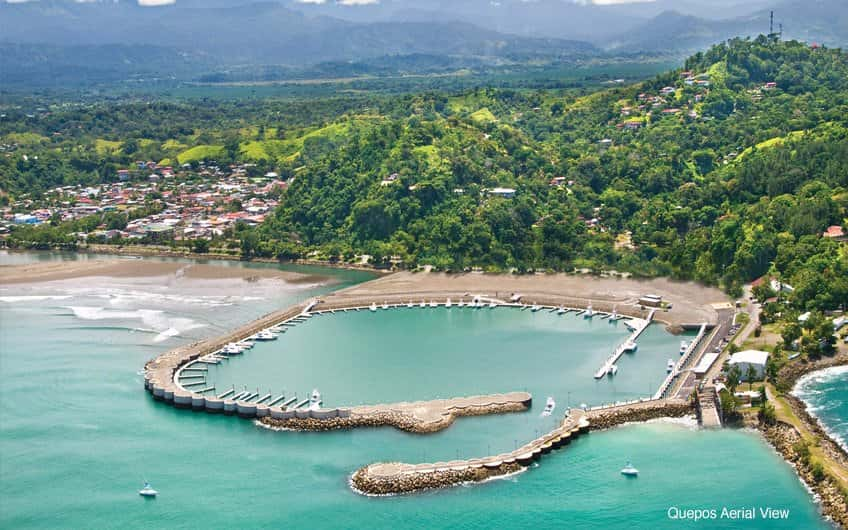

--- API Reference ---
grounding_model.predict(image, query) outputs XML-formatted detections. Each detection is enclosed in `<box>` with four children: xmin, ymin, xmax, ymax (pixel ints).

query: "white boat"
<box><xmin>369</xmin><ymin>303</ymin><xmax>377</xmax><ymax>312</ymax></box>
<box><xmin>429</xmin><ymin>300</ymin><xmax>437</xmax><ymax>308</ymax></box>
<box><xmin>621</xmin><ymin>462</ymin><xmax>639</xmax><ymax>477</ymax></box>
<box><xmin>489</xmin><ymin>301</ymin><xmax>497</xmax><ymax>309</ymax></box>
<box><xmin>541</xmin><ymin>397</ymin><xmax>556</xmax><ymax>416</ymax></box>
<box><xmin>420</xmin><ymin>301</ymin><xmax>426</xmax><ymax>308</ymax></box>
<box><xmin>308</xmin><ymin>388</ymin><xmax>322</xmax><ymax>410</ymax></box>
<box><xmin>584</xmin><ymin>305</ymin><xmax>594</xmax><ymax>318</ymax></box>
<box><xmin>237</xmin><ymin>340</ymin><xmax>254</xmax><ymax>349</ymax></box>
<box><xmin>557</xmin><ymin>306</ymin><xmax>566</xmax><ymax>314</ymax></box>
<box><xmin>679</xmin><ymin>340</ymin><xmax>688</xmax><ymax>355</ymax></box>
<box><xmin>531</xmin><ymin>304</ymin><xmax>541</xmax><ymax>312</ymax></box>
<box><xmin>610</xmin><ymin>309</ymin><xmax>618</xmax><ymax>321</ymax></box>
<box><xmin>407</xmin><ymin>301</ymin><xmax>414</xmax><ymax>308</ymax></box>
<box><xmin>458</xmin><ymin>299</ymin><xmax>465</xmax><ymax>307</ymax></box>
<box><xmin>622</xmin><ymin>340</ymin><xmax>637</xmax><ymax>352</ymax></box>
<box><xmin>139</xmin><ymin>482</ymin><xmax>158</xmax><ymax>497</ymax></box>
<box><xmin>666</xmin><ymin>359</ymin><xmax>675</xmax><ymax>372</ymax></box>
<box><xmin>254</xmin><ymin>330</ymin><xmax>277</xmax><ymax>341</ymax></box>
<box><xmin>222</xmin><ymin>343</ymin><xmax>243</xmax><ymax>355</ymax></box>
<box><xmin>446</xmin><ymin>298</ymin><xmax>452</xmax><ymax>308</ymax></box>
<box><xmin>608</xmin><ymin>364</ymin><xmax>618</xmax><ymax>376</ymax></box>
<box><xmin>382</xmin><ymin>302</ymin><xmax>389</xmax><ymax>310</ymax></box>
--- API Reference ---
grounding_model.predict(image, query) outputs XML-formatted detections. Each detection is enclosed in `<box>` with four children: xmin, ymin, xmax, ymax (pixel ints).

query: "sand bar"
<box><xmin>0</xmin><ymin>260</ymin><xmax>331</xmax><ymax>285</ymax></box>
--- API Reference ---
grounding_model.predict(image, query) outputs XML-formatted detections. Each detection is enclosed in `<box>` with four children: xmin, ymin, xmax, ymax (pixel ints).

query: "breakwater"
<box><xmin>260</xmin><ymin>393</ymin><xmax>532</xmax><ymax>434</ymax></box>
<box><xmin>351</xmin><ymin>398</ymin><xmax>693</xmax><ymax>495</ymax></box>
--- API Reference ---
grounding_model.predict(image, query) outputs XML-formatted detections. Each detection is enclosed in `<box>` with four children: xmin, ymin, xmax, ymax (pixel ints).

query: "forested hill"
<box><xmin>2</xmin><ymin>38</ymin><xmax>847</xmax><ymax>309</ymax></box>
<box><xmin>262</xmin><ymin>38</ymin><xmax>847</xmax><ymax>304</ymax></box>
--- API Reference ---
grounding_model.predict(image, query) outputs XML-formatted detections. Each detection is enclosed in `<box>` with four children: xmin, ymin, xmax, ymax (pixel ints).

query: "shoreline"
<box><xmin>0</xmin><ymin>256</ymin><xmax>337</xmax><ymax>286</ymax></box>
<box><xmin>794</xmin><ymin>366</ymin><xmax>848</xmax><ymax>454</ymax></box>
<box><xmin>755</xmin><ymin>354</ymin><xmax>848</xmax><ymax>529</ymax></box>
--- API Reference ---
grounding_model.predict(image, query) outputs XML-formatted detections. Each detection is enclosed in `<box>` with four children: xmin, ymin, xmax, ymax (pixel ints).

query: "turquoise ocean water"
<box><xmin>0</xmin><ymin>251</ymin><xmax>831</xmax><ymax>529</ymax></box>
<box><xmin>795</xmin><ymin>366</ymin><xmax>848</xmax><ymax>454</ymax></box>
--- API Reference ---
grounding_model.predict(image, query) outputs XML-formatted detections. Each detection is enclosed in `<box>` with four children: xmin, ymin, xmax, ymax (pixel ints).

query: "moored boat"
<box><xmin>621</xmin><ymin>462</ymin><xmax>639</xmax><ymax>477</ymax></box>
<box><xmin>139</xmin><ymin>482</ymin><xmax>158</xmax><ymax>497</ymax></box>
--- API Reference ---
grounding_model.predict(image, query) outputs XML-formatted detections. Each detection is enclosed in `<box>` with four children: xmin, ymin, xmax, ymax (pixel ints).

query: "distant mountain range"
<box><xmin>1</xmin><ymin>0</ymin><xmax>846</xmax><ymax>88</ymax></box>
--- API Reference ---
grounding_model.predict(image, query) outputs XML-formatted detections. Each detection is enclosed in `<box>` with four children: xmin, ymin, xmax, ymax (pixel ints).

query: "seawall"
<box><xmin>351</xmin><ymin>398</ymin><xmax>694</xmax><ymax>495</ymax></box>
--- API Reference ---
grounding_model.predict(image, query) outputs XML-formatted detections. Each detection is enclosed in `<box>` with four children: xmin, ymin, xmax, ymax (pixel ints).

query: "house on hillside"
<box><xmin>487</xmin><ymin>187</ymin><xmax>516</xmax><ymax>199</ymax></box>
<box><xmin>823</xmin><ymin>225</ymin><xmax>846</xmax><ymax>241</ymax></box>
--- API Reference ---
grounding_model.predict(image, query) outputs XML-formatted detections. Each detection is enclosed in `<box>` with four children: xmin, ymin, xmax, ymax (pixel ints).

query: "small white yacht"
<box><xmin>254</xmin><ymin>330</ymin><xmax>277</xmax><ymax>341</ymax></box>
<box><xmin>666</xmin><ymin>359</ymin><xmax>675</xmax><ymax>373</ymax></box>
<box><xmin>237</xmin><ymin>340</ymin><xmax>254</xmax><ymax>349</ymax></box>
<box><xmin>679</xmin><ymin>340</ymin><xmax>688</xmax><ymax>355</ymax></box>
<box><xmin>420</xmin><ymin>300</ymin><xmax>426</xmax><ymax>308</ymax></box>
<box><xmin>458</xmin><ymin>299</ymin><xmax>465</xmax><ymax>307</ymax></box>
<box><xmin>621</xmin><ymin>462</ymin><xmax>639</xmax><ymax>477</ymax></box>
<box><xmin>382</xmin><ymin>302</ymin><xmax>389</xmax><ymax>310</ymax></box>
<box><xmin>369</xmin><ymin>302</ymin><xmax>378</xmax><ymax>312</ymax></box>
<box><xmin>407</xmin><ymin>301</ymin><xmax>414</xmax><ymax>308</ymax></box>
<box><xmin>584</xmin><ymin>305</ymin><xmax>594</xmax><ymax>318</ymax></box>
<box><xmin>222</xmin><ymin>343</ymin><xmax>243</xmax><ymax>355</ymax></box>
<box><xmin>531</xmin><ymin>304</ymin><xmax>541</xmax><ymax>312</ymax></box>
<box><xmin>489</xmin><ymin>301</ymin><xmax>497</xmax><ymax>309</ymax></box>
<box><xmin>446</xmin><ymin>298</ymin><xmax>452</xmax><ymax>308</ymax></box>
<box><xmin>429</xmin><ymin>300</ymin><xmax>437</xmax><ymax>308</ymax></box>
<box><xmin>623</xmin><ymin>340</ymin><xmax>638</xmax><ymax>352</ymax></box>
<box><xmin>541</xmin><ymin>397</ymin><xmax>556</xmax><ymax>416</ymax></box>
<box><xmin>139</xmin><ymin>482</ymin><xmax>158</xmax><ymax>497</ymax></box>
<box><xmin>557</xmin><ymin>306</ymin><xmax>566</xmax><ymax>315</ymax></box>
<box><xmin>308</xmin><ymin>389</ymin><xmax>322</xmax><ymax>410</ymax></box>
<box><xmin>608</xmin><ymin>364</ymin><xmax>618</xmax><ymax>376</ymax></box>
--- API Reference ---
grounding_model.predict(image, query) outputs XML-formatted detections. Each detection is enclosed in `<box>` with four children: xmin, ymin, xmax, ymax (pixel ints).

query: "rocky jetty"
<box><xmin>261</xmin><ymin>399</ymin><xmax>530</xmax><ymax>434</ymax></box>
<box><xmin>351</xmin><ymin>462</ymin><xmax>523</xmax><ymax>496</ymax></box>
<box><xmin>585</xmin><ymin>399</ymin><xmax>694</xmax><ymax>431</ymax></box>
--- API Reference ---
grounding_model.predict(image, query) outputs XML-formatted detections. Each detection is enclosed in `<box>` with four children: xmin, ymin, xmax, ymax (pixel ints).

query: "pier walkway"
<box><xmin>594</xmin><ymin>309</ymin><xmax>655</xmax><ymax>379</ymax></box>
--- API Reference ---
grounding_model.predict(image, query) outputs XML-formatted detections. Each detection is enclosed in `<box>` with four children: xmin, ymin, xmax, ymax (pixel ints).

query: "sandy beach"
<box><xmin>322</xmin><ymin>271</ymin><xmax>730</xmax><ymax>326</ymax></box>
<box><xmin>0</xmin><ymin>259</ymin><xmax>332</xmax><ymax>285</ymax></box>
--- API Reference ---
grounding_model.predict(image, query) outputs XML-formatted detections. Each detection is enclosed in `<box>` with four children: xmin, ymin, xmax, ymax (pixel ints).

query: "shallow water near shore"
<box><xmin>795</xmin><ymin>366</ymin><xmax>848</xmax><ymax>453</ymax></box>
<box><xmin>0</xmin><ymin>251</ymin><xmax>831</xmax><ymax>529</ymax></box>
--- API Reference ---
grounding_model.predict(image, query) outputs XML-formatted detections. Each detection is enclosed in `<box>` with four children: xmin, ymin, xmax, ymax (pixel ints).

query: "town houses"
<box><xmin>1</xmin><ymin>162</ymin><xmax>287</xmax><ymax>243</ymax></box>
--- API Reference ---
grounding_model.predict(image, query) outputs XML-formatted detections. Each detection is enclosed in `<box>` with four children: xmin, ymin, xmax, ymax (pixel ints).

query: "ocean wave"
<box><xmin>65</xmin><ymin>306</ymin><xmax>205</xmax><ymax>342</ymax></box>
<box><xmin>0</xmin><ymin>295</ymin><xmax>73</xmax><ymax>303</ymax></box>
<box><xmin>793</xmin><ymin>365</ymin><xmax>848</xmax><ymax>453</ymax></box>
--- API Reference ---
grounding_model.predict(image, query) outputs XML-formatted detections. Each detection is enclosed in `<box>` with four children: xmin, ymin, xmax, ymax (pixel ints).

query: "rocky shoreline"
<box><xmin>260</xmin><ymin>401</ymin><xmax>530</xmax><ymax>434</ymax></box>
<box><xmin>759</xmin><ymin>420</ymin><xmax>848</xmax><ymax>528</ymax></box>
<box><xmin>757</xmin><ymin>353</ymin><xmax>848</xmax><ymax>529</ymax></box>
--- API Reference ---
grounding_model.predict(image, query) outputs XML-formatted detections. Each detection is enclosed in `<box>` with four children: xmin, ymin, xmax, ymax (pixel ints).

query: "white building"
<box><xmin>728</xmin><ymin>350</ymin><xmax>769</xmax><ymax>381</ymax></box>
